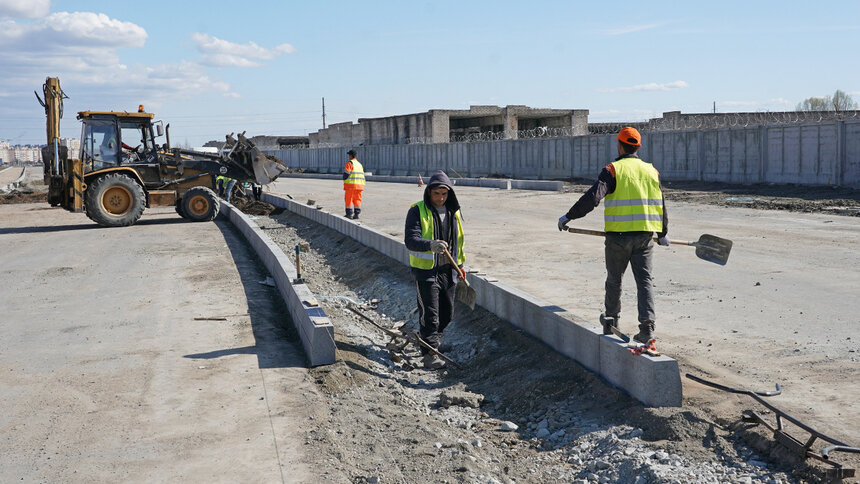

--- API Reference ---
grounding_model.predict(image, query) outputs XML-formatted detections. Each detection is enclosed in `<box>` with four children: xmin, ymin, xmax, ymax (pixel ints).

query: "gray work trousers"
<box><xmin>604</xmin><ymin>232</ymin><xmax>655</xmax><ymax>324</ymax></box>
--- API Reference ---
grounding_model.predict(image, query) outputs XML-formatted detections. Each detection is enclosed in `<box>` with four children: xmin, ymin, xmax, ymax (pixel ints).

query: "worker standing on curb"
<box><xmin>557</xmin><ymin>127</ymin><xmax>669</xmax><ymax>344</ymax></box>
<box><xmin>404</xmin><ymin>170</ymin><xmax>465</xmax><ymax>370</ymax></box>
<box><xmin>343</xmin><ymin>149</ymin><xmax>365</xmax><ymax>219</ymax></box>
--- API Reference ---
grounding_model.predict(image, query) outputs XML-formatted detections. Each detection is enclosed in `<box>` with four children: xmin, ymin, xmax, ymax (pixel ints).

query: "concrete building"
<box><xmin>308</xmin><ymin>105</ymin><xmax>589</xmax><ymax>147</ymax></box>
<box><xmin>0</xmin><ymin>143</ymin><xmax>42</xmax><ymax>165</ymax></box>
<box><xmin>60</xmin><ymin>138</ymin><xmax>80</xmax><ymax>157</ymax></box>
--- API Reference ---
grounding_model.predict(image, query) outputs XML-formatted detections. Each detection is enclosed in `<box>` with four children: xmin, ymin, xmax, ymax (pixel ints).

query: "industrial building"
<box><xmin>308</xmin><ymin>105</ymin><xmax>589</xmax><ymax>148</ymax></box>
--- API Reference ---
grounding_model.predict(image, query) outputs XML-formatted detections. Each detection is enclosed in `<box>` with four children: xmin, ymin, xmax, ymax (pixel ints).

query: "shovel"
<box><xmin>566</xmin><ymin>227</ymin><xmax>732</xmax><ymax>266</ymax></box>
<box><xmin>441</xmin><ymin>248</ymin><xmax>477</xmax><ymax>309</ymax></box>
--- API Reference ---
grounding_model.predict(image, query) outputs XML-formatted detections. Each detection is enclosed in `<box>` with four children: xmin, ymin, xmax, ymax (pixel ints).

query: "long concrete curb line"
<box><xmin>261</xmin><ymin>193</ymin><xmax>682</xmax><ymax>407</ymax></box>
<box><xmin>220</xmin><ymin>202</ymin><xmax>336</xmax><ymax>366</ymax></box>
<box><xmin>279</xmin><ymin>172</ymin><xmax>563</xmax><ymax>191</ymax></box>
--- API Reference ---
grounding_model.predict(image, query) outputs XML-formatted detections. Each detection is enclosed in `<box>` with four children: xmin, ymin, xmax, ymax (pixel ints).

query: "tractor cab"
<box><xmin>78</xmin><ymin>110</ymin><xmax>163</xmax><ymax>177</ymax></box>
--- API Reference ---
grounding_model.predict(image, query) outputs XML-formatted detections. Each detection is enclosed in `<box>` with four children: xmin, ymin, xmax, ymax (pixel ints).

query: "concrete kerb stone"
<box><xmin>220</xmin><ymin>201</ymin><xmax>336</xmax><ymax>367</ymax></box>
<box><xmin>260</xmin><ymin>192</ymin><xmax>683</xmax><ymax>406</ymax></box>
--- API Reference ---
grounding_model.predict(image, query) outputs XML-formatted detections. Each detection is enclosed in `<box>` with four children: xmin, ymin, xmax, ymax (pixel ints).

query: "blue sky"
<box><xmin>2</xmin><ymin>0</ymin><xmax>859</xmax><ymax>147</ymax></box>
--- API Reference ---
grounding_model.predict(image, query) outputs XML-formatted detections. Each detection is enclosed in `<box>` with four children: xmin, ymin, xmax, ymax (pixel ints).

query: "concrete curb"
<box><xmin>279</xmin><ymin>172</ymin><xmax>563</xmax><ymax>191</ymax></box>
<box><xmin>262</xmin><ymin>193</ymin><xmax>682</xmax><ymax>407</ymax></box>
<box><xmin>220</xmin><ymin>201</ymin><xmax>336</xmax><ymax>367</ymax></box>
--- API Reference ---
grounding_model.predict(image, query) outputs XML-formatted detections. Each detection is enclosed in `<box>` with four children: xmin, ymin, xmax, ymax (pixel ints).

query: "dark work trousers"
<box><xmin>604</xmin><ymin>232</ymin><xmax>656</xmax><ymax>325</ymax></box>
<box><xmin>416</xmin><ymin>268</ymin><xmax>456</xmax><ymax>354</ymax></box>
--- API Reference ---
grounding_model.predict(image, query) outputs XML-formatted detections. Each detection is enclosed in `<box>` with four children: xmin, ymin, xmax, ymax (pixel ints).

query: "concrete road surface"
<box><xmin>270</xmin><ymin>177</ymin><xmax>860</xmax><ymax>444</ymax></box>
<box><xmin>0</xmin><ymin>204</ymin><xmax>321</xmax><ymax>482</ymax></box>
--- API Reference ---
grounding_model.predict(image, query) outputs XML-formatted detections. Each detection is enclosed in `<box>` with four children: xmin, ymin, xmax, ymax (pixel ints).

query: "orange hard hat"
<box><xmin>617</xmin><ymin>127</ymin><xmax>641</xmax><ymax>147</ymax></box>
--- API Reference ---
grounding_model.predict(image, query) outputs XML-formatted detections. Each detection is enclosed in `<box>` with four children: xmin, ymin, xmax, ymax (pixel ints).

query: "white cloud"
<box><xmin>0</xmin><ymin>10</ymin><xmax>239</xmax><ymax>144</ymax></box>
<box><xmin>598</xmin><ymin>81</ymin><xmax>689</xmax><ymax>93</ymax></box>
<box><xmin>191</xmin><ymin>33</ymin><xmax>295</xmax><ymax>68</ymax></box>
<box><xmin>0</xmin><ymin>0</ymin><xmax>49</xmax><ymax>19</ymax></box>
<box><xmin>0</xmin><ymin>11</ymin><xmax>147</xmax><ymax>52</ymax></box>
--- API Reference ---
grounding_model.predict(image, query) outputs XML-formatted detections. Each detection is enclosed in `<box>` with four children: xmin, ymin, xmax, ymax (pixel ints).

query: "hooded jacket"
<box><xmin>404</xmin><ymin>170</ymin><xmax>464</xmax><ymax>281</ymax></box>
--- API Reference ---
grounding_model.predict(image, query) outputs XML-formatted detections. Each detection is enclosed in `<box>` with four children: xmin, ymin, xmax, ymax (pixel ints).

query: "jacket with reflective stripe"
<box><xmin>604</xmin><ymin>157</ymin><xmax>663</xmax><ymax>232</ymax></box>
<box><xmin>408</xmin><ymin>200</ymin><xmax>465</xmax><ymax>270</ymax></box>
<box><xmin>343</xmin><ymin>159</ymin><xmax>366</xmax><ymax>189</ymax></box>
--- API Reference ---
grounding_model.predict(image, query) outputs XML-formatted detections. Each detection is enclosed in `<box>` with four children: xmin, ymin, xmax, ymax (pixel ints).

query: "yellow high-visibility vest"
<box><xmin>604</xmin><ymin>157</ymin><xmax>663</xmax><ymax>232</ymax></box>
<box><xmin>408</xmin><ymin>201</ymin><xmax>465</xmax><ymax>270</ymax></box>
<box><xmin>343</xmin><ymin>159</ymin><xmax>366</xmax><ymax>188</ymax></box>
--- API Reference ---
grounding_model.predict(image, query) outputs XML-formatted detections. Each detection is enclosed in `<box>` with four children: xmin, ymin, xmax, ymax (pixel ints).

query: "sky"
<box><xmin>2</xmin><ymin>0</ymin><xmax>859</xmax><ymax>147</ymax></box>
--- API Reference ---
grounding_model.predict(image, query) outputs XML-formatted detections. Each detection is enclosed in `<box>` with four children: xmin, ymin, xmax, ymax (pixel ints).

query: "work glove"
<box><xmin>657</xmin><ymin>235</ymin><xmax>670</xmax><ymax>246</ymax></box>
<box><xmin>429</xmin><ymin>240</ymin><xmax>448</xmax><ymax>254</ymax></box>
<box><xmin>558</xmin><ymin>215</ymin><xmax>570</xmax><ymax>232</ymax></box>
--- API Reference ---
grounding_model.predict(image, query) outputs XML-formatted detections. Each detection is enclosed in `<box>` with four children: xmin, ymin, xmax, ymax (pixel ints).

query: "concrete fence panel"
<box><xmin>265</xmin><ymin>119</ymin><xmax>859</xmax><ymax>187</ymax></box>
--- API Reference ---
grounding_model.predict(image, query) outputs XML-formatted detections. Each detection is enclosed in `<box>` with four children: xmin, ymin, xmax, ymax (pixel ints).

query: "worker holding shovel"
<box><xmin>405</xmin><ymin>170</ymin><xmax>466</xmax><ymax>370</ymax></box>
<box><xmin>558</xmin><ymin>127</ymin><xmax>669</xmax><ymax>344</ymax></box>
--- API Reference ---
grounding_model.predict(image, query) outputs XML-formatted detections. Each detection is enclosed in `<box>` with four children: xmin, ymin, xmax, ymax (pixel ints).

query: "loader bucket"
<box><xmin>252</xmin><ymin>152</ymin><xmax>289</xmax><ymax>185</ymax></box>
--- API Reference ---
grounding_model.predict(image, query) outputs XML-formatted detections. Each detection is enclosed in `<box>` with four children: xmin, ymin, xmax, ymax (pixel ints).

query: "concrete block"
<box><xmin>221</xmin><ymin>202</ymin><xmax>336</xmax><ymax>367</ymax></box>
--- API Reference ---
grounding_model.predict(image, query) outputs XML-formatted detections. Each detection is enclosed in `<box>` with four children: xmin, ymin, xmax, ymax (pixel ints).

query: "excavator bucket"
<box><xmin>222</xmin><ymin>132</ymin><xmax>289</xmax><ymax>185</ymax></box>
<box><xmin>252</xmin><ymin>151</ymin><xmax>289</xmax><ymax>185</ymax></box>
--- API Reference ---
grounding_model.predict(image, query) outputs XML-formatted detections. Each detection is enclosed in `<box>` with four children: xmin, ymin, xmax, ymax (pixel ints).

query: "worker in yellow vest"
<box><xmin>343</xmin><ymin>149</ymin><xmax>365</xmax><ymax>219</ymax></box>
<box><xmin>557</xmin><ymin>127</ymin><xmax>669</xmax><ymax>344</ymax></box>
<box><xmin>404</xmin><ymin>170</ymin><xmax>465</xmax><ymax>370</ymax></box>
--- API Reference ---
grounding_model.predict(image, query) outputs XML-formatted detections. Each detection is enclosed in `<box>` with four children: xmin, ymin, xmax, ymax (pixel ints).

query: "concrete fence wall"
<box><xmin>268</xmin><ymin>120</ymin><xmax>860</xmax><ymax>188</ymax></box>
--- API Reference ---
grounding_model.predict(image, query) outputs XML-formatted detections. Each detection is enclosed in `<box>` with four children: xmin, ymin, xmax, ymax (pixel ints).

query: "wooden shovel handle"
<box><xmin>566</xmin><ymin>227</ymin><xmax>691</xmax><ymax>246</ymax></box>
<box><xmin>441</xmin><ymin>247</ymin><xmax>466</xmax><ymax>280</ymax></box>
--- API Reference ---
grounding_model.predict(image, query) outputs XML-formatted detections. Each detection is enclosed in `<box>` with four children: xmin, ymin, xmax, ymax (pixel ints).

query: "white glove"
<box><xmin>429</xmin><ymin>240</ymin><xmax>448</xmax><ymax>254</ymax></box>
<box><xmin>558</xmin><ymin>215</ymin><xmax>570</xmax><ymax>232</ymax></box>
<box><xmin>657</xmin><ymin>235</ymin><xmax>670</xmax><ymax>246</ymax></box>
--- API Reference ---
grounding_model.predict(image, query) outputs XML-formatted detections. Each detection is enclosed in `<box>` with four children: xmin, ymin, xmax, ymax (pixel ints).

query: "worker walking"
<box><xmin>343</xmin><ymin>149</ymin><xmax>365</xmax><ymax>219</ymax></box>
<box><xmin>404</xmin><ymin>170</ymin><xmax>465</xmax><ymax>370</ymax></box>
<box><xmin>557</xmin><ymin>127</ymin><xmax>669</xmax><ymax>344</ymax></box>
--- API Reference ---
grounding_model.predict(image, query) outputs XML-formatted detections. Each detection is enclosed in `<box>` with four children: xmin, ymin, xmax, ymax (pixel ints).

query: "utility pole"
<box><xmin>713</xmin><ymin>101</ymin><xmax>716</xmax><ymax>114</ymax></box>
<box><xmin>322</xmin><ymin>97</ymin><xmax>326</xmax><ymax>129</ymax></box>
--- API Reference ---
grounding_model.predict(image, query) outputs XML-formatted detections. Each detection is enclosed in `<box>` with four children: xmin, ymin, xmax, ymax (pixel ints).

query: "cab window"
<box><xmin>81</xmin><ymin>120</ymin><xmax>118</xmax><ymax>171</ymax></box>
<box><xmin>119</xmin><ymin>121</ymin><xmax>155</xmax><ymax>164</ymax></box>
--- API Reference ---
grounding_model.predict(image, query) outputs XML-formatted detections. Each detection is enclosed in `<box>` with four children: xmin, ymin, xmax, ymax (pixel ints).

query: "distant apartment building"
<box><xmin>60</xmin><ymin>137</ymin><xmax>81</xmax><ymax>157</ymax></box>
<box><xmin>0</xmin><ymin>142</ymin><xmax>44</xmax><ymax>165</ymax></box>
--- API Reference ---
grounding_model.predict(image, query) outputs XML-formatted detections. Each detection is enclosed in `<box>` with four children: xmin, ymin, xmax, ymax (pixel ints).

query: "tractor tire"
<box><xmin>85</xmin><ymin>173</ymin><xmax>146</xmax><ymax>227</ymax></box>
<box><xmin>175</xmin><ymin>198</ymin><xmax>188</xmax><ymax>219</ymax></box>
<box><xmin>181</xmin><ymin>186</ymin><xmax>219</xmax><ymax>222</ymax></box>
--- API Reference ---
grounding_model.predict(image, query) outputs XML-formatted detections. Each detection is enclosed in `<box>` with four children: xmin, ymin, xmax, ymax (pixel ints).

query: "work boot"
<box><xmin>422</xmin><ymin>353</ymin><xmax>446</xmax><ymax>370</ymax></box>
<box><xmin>633</xmin><ymin>322</ymin><xmax>655</xmax><ymax>344</ymax></box>
<box><xmin>600</xmin><ymin>313</ymin><xmax>618</xmax><ymax>336</ymax></box>
<box><xmin>352</xmin><ymin>213</ymin><xmax>359</xmax><ymax>220</ymax></box>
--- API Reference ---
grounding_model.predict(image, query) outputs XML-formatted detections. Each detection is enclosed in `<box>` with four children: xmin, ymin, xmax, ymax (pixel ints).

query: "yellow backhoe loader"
<box><xmin>36</xmin><ymin>76</ymin><xmax>288</xmax><ymax>227</ymax></box>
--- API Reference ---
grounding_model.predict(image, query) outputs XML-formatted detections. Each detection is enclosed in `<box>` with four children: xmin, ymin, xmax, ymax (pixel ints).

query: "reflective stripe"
<box><xmin>604</xmin><ymin>198</ymin><xmax>663</xmax><ymax>207</ymax></box>
<box><xmin>409</xmin><ymin>251</ymin><xmax>435</xmax><ymax>260</ymax></box>
<box><xmin>605</xmin><ymin>213</ymin><xmax>664</xmax><ymax>222</ymax></box>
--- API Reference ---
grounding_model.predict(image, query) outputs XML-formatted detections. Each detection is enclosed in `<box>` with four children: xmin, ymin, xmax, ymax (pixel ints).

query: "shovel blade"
<box><xmin>694</xmin><ymin>234</ymin><xmax>732</xmax><ymax>265</ymax></box>
<box><xmin>456</xmin><ymin>280</ymin><xmax>477</xmax><ymax>310</ymax></box>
